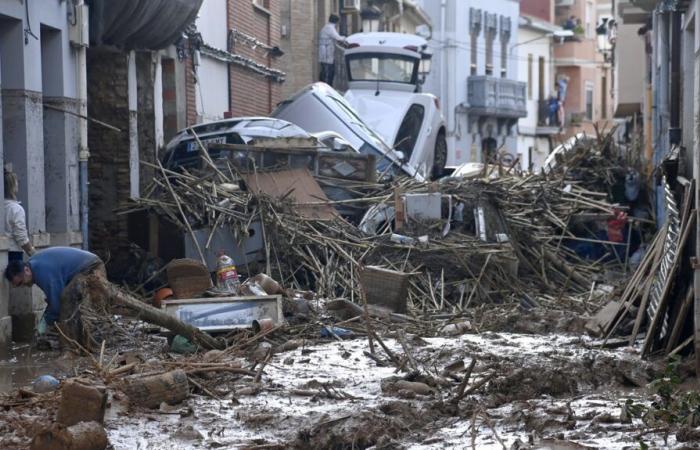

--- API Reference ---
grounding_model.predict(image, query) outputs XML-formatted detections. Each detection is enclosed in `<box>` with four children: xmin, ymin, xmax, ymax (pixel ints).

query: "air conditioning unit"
<box><xmin>556</xmin><ymin>0</ymin><xmax>575</xmax><ymax>6</ymax></box>
<box><xmin>343</xmin><ymin>0</ymin><xmax>361</xmax><ymax>12</ymax></box>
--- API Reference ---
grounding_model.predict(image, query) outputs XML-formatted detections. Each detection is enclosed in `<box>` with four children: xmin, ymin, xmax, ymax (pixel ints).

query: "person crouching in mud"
<box><xmin>4</xmin><ymin>246</ymin><xmax>105</xmax><ymax>348</ymax></box>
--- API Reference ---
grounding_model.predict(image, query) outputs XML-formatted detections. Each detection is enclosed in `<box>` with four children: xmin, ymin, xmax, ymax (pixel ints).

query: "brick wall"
<box><xmin>279</xmin><ymin>0</ymin><xmax>318</xmax><ymax>99</ymax></box>
<box><xmin>86</xmin><ymin>49</ymin><xmax>131</xmax><ymax>260</ymax></box>
<box><xmin>162</xmin><ymin>58</ymin><xmax>180</xmax><ymax>140</ymax></box>
<box><xmin>228</xmin><ymin>0</ymin><xmax>283</xmax><ymax>116</ymax></box>
<box><xmin>521</xmin><ymin>0</ymin><xmax>553</xmax><ymax>23</ymax></box>
<box><xmin>87</xmin><ymin>49</ymin><xmax>163</xmax><ymax>265</ymax></box>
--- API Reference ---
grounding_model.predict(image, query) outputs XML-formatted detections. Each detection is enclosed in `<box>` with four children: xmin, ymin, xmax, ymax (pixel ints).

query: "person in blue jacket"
<box><xmin>4</xmin><ymin>246</ymin><xmax>104</xmax><ymax>342</ymax></box>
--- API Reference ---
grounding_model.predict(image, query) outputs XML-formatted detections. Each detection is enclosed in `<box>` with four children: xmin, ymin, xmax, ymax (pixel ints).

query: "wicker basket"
<box><xmin>359</xmin><ymin>266</ymin><xmax>411</xmax><ymax>313</ymax></box>
<box><xmin>166</xmin><ymin>259</ymin><xmax>213</xmax><ymax>299</ymax></box>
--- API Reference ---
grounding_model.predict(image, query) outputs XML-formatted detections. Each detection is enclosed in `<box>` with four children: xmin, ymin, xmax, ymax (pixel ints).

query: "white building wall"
<box><xmin>195</xmin><ymin>0</ymin><xmax>230</xmax><ymax>122</ymax></box>
<box><xmin>517</xmin><ymin>24</ymin><xmax>554</xmax><ymax>171</ymax></box>
<box><xmin>420</xmin><ymin>0</ymin><xmax>521</xmax><ymax>166</ymax></box>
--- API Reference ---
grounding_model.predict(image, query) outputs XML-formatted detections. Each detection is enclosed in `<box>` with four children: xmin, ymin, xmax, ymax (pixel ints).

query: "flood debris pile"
<box><xmin>124</xmin><ymin>133</ymin><xmax>642</xmax><ymax>317</ymax></box>
<box><xmin>4</xmin><ymin>133</ymin><xmax>673</xmax><ymax>450</ymax></box>
<box><xmin>603</xmin><ymin>159</ymin><xmax>699</xmax><ymax>366</ymax></box>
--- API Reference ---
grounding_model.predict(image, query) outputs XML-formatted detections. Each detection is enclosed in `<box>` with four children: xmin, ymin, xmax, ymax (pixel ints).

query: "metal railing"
<box><xmin>467</xmin><ymin>76</ymin><xmax>527</xmax><ymax>118</ymax></box>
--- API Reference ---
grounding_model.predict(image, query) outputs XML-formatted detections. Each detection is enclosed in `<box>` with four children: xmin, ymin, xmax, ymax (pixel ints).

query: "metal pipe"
<box><xmin>669</xmin><ymin>11</ymin><xmax>681</xmax><ymax>144</ymax></box>
<box><xmin>439</xmin><ymin>0</ymin><xmax>447</xmax><ymax>133</ymax></box>
<box><xmin>76</xmin><ymin>0</ymin><xmax>90</xmax><ymax>250</ymax></box>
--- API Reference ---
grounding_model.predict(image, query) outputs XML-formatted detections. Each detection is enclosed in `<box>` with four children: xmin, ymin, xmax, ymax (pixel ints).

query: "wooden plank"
<box><xmin>664</xmin><ymin>286</ymin><xmax>694</xmax><ymax>354</ymax></box>
<box><xmin>602</xmin><ymin>227</ymin><xmax>664</xmax><ymax>342</ymax></box>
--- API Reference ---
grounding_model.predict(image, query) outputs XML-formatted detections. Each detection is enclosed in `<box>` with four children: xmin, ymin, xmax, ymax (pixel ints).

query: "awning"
<box><xmin>88</xmin><ymin>0</ymin><xmax>203</xmax><ymax>50</ymax></box>
<box><xmin>613</xmin><ymin>102</ymin><xmax>641</xmax><ymax>118</ymax></box>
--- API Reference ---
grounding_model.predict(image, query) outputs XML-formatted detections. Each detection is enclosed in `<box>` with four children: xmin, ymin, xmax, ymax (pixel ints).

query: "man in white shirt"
<box><xmin>318</xmin><ymin>14</ymin><xmax>346</xmax><ymax>86</ymax></box>
<box><xmin>4</xmin><ymin>169</ymin><xmax>35</xmax><ymax>260</ymax></box>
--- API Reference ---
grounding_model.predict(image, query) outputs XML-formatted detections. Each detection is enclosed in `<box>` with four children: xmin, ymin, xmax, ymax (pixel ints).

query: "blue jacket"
<box><xmin>28</xmin><ymin>247</ymin><xmax>100</xmax><ymax>325</ymax></box>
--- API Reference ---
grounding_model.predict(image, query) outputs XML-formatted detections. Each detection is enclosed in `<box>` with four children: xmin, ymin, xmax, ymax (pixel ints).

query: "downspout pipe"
<box><xmin>77</xmin><ymin>0</ymin><xmax>90</xmax><ymax>250</ymax></box>
<box><xmin>669</xmin><ymin>10</ymin><xmax>681</xmax><ymax>145</ymax></box>
<box><xmin>440</xmin><ymin>0</ymin><xmax>446</xmax><ymax>133</ymax></box>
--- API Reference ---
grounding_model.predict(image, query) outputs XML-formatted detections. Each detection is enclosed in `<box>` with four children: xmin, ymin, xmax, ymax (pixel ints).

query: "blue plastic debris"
<box><xmin>320</xmin><ymin>326</ymin><xmax>353</xmax><ymax>339</ymax></box>
<box><xmin>32</xmin><ymin>375</ymin><xmax>60</xmax><ymax>393</ymax></box>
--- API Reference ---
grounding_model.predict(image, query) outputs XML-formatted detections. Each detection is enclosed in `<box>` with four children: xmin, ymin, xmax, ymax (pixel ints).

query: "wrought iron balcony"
<box><xmin>467</xmin><ymin>76</ymin><xmax>527</xmax><ymax>119</ymax></box>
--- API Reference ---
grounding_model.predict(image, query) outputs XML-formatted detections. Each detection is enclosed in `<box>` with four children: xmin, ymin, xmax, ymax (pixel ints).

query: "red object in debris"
<box><xmin>153</xmin><ymin>288</ymin><xmax>174</xmax><ymax>307</ymax></box>
<box><xmin>607</xmin><ymin>210</ymin><xmax>628</xmax><ymax>243</ymax></box>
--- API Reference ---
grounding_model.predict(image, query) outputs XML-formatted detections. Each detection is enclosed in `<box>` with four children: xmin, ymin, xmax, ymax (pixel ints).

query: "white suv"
<box><xmin>343</xmin><ymin>32</ymin><xmax>448</xmax><ymax>179</ymax></box>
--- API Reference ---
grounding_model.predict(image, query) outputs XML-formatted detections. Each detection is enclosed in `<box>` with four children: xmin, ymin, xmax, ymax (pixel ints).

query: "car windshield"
<box><xmin>325</xmin><ymin>95</ymin><xmax>392</xmax><ymax>152</ymax></box>
<box><xmin>324</xmin><ymin>94</ymin><xmax>401</xmax><ymax>173</ymax></box>
<box><xmin>347</xmin><ymin>53</ymin><xmax>418</xmax><ymax>84</ymax></box>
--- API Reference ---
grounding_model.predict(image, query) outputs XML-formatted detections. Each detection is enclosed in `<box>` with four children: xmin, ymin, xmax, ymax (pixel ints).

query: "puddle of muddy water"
<box><xmin>0</xmin><ymin>343</ymin><xmax>72</xmax><ymax>393</ymax></box>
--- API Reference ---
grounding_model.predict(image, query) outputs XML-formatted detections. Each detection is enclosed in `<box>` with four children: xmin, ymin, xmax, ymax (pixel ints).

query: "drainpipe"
<box><xmin>669</xmin><ymin>11</ymin><xmax>681</xmax><ymax>146</ymax></box>
<box><xmin>440</xmin><ymin>0</ymin><xmax>447</xmax><ymax>133</ymax></box>
<box><xmin>76</xmin><ymin>0</ymin><xmax>89</xmax><ymax>250</ymax></box>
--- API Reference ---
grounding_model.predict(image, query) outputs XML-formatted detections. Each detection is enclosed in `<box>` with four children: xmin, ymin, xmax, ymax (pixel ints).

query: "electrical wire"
<box><xmin>428</xmin><ymin>38</ymin><xmax>613</xmax><ymax>66</ymax></box>
<box><xmin>24</xmin><ymin>0</ymin><xmax>38</xmax><ymax>44</ymax></box>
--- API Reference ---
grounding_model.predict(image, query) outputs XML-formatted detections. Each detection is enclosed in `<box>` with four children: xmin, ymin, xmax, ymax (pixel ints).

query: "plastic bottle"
<box><xmin>216</xmin><ymin>251</ymin><xmax>240</xmax><ymax>292</ymax></box>
<box><xmin>390</xmin><ymin>233</ymin><xmax>416</xmax><ymax>245</ymax></box>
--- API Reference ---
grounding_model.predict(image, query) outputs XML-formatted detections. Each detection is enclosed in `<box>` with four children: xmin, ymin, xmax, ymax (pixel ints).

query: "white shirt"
<box><xmin>319</xmin><ymin>23</ymin><xmax>345</xmax><ymax>64</ymax></box>
<box><xmin>5</xmin><ymin>199</ymin><xmax>29</xmax><ymax>248</ymax></box>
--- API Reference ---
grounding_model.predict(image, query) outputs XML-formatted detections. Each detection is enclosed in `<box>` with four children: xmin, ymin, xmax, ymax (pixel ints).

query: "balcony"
<box><xmin>467</xmin><ymin>76</ymin><xmax>527</xmax><ymax>119</ymax></box>
<box><xmin>536</xmin><ymin>100</ymin><xmax>561</xmax><ymax>135</ymax></box>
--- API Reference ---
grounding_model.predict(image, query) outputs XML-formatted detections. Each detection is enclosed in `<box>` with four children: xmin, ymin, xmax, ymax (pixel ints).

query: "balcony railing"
<box><xmin>467</xmin><ymin>76</ymin><xmax>527</xmax><ymax>119</ymax></box>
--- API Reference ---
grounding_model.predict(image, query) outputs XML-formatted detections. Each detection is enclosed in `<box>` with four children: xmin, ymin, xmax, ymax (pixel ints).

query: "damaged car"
<box><xmin>343</xmin><ymin>32</ymin><xmax>447</xmax><ymax>179</ymax></box>
<box><xmin>272</xmin><ymin>82</ymin><xmax>426</xmax><ymax>182</ymax></box>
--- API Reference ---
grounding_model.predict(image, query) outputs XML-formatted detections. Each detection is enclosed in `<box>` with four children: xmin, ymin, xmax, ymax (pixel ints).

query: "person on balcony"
<box><xmin>563</xmin><ymin>16</ymin><xmax>576</xmax><ymax>31</ymax></box>
<box><xmin>547</xmin><ymin>91</ymin><xmax>560</xmax><ymax>127</ymax></box>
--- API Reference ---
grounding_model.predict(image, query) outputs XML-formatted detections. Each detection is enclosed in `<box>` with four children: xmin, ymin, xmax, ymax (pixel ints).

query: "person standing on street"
<box><xmin>319</xmin><ymin>14</ymin><xmax>346</xmax><ymax>86</ymax></box>
<box><xmin>4</xmin><ymin>169</ymin><xmax>36</xmax><ymax>260</ymax></box>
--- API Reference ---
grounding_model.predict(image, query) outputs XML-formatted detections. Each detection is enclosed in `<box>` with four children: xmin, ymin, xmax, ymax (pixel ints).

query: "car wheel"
<box><xmin>432</xmin><ymin>134</ymin><xmax>447</xmax><ymax>180</ymax></box>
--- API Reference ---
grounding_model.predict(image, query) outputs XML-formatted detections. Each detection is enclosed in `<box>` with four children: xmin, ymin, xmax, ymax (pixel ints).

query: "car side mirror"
<box><xmin>394</xmin><ymin>150</ymin><xmax>406</xmax><ymax>162</ymax></box>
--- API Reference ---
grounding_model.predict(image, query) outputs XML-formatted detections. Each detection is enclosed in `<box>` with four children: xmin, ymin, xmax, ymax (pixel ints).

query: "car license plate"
<box><xmin>187</xmin><ymin>136</ymin><xmax>227</xmax><ymax>152</ymax></box>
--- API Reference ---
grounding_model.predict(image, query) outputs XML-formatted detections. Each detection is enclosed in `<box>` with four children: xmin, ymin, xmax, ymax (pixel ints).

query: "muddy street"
<box><xmin>94</xmin><ymin>321</ymin><xmax>671</xmax><ymax>449</ymax></box>
<box><xmin>2</xmin><ymin>306</ymin><xmax>690</xmax><ymax>450</ymax></box>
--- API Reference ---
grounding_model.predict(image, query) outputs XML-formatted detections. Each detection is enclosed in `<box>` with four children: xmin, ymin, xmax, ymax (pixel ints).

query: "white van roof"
<box><xmin>346</xmin><ymin>32</ymin><xmax>427</xmax><ymax>50</ymax></box>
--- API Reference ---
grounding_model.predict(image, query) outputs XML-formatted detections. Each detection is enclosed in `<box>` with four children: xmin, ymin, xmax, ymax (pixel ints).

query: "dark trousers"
<box><xmin>319</xmin><ymin>63</ymin><xmax>335</xmax><ymax>86</ymax></box>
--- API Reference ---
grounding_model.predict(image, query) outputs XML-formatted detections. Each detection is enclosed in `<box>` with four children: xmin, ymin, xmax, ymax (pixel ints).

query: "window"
<box><xmin>500</xmin><ymin>16</ymin><xmax>511</xmax><ymax>78</ymax></box>
<box><xmin>347</xmin><ymin>53</ymin><xmax>419</xmax><ymax>84</ymax></box>
<box><xmin>484</xmin><ymin>13</ymin><xmax>497</xmax><ymax>76</ymax></box>
<box><xmin>527</xmin><ymin>54</ymin><xmax>533</xmax><ymax>100</ymax></box>
<box><xmin>252</xmin><ymin>0</ymin><xmax>271</xmax><ymax>14</ymax></box>
<box><xmin>485</xmin><ymin>30</ymin><xmax>494</xmax><ymax>75</ymax></box>
<box><xmin>470</xmin><ymin>32</ymin><xmax>478</xmax><ymax>75</ymax></box>
<box><xmin>394</xmin><ymin>104</ymin><xmax>425</xmax><ymax>160</ymax></box>
<box><xmin>585</xmin><ymin>1</ymin><xmax>594</xmax><ymax>39</ymax></box>
<box><xmin>601</xmin><ymin>75</ymin><xmax>607</xmax><ymax>119</ymax></box>
<box><xmin>500</xmin><ymin>38</ymin><xmax>507</xmax><ymax>78</ymax></box>
<box><xmin>585</xmin><ymin>82</ymin><xmax>594</xmax><ymax>120</ymax></box>
<box><xmin>470</xmin><ymin>8</ymin><xmax>481</xmax><ymax>75</ymax></box>
<box><xmin>538</xmin><ymin>57</ymin><xmax>545</xmax><ymax>100</ymax></box>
